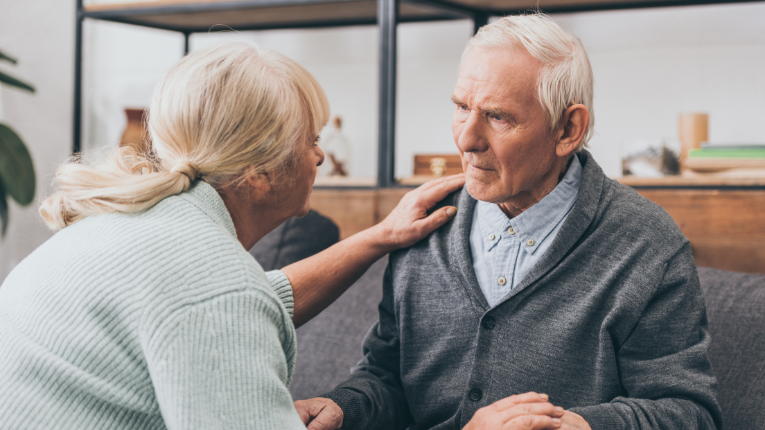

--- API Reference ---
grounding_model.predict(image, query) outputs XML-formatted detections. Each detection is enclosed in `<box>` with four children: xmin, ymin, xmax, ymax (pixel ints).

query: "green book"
<box><xmin>688</xmin><ymin>147</ymin><xmax>765</xmax><ymax>159</ymax></box>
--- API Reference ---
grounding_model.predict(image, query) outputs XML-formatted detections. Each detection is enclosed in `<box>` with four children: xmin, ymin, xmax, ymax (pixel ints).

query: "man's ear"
<box><xmin>555</xmin><ymin>104</ymin><xmax>590</xmax><ymax>157</ymax></box>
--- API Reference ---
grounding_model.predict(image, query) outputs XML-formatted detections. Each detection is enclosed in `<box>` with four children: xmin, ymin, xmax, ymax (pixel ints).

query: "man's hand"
<box><xmin>294</xmin><ymin>397</ymin><xmax>343</xmax><ymax>430</ymax></box>
<box><xmin>464</xmin><ymin>392</ymin><xmax>564</xmax><ymax>430</ymax></box>
<box><xmin>556</xmin><ymin>410</ymin><xmax>592</xmax><ymax>430</ymax></box>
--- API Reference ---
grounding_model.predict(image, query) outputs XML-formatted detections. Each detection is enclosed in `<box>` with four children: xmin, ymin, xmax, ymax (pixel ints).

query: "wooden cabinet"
<box><xmin>631</xmin><ymin>188</ymin><xmax>765</xmax><ymax>274</ymax></box>
<box><xmin>311</xmin><ymin>180</ymin><xmax>765</xmax><ymax>275</ymax></box>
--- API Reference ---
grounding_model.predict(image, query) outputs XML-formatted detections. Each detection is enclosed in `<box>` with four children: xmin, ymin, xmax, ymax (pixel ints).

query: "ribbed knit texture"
<box><xmin>0</xmin><ymin>181</ymin><xmax>306</xmax><ymax>430</ymax></box>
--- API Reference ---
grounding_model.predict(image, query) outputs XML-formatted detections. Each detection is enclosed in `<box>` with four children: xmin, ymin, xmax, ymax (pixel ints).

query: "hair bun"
<box><xmin>170</xmin><ymin>162</ymin><xmax>201</xmax><ymax>182</ymax></box>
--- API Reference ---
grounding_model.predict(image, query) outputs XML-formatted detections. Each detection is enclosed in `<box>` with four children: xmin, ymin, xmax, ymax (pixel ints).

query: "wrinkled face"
<box><xmin>451</xmin><ymin>48</ymin><xmax>561</xmax><ymax>204</ymax></box>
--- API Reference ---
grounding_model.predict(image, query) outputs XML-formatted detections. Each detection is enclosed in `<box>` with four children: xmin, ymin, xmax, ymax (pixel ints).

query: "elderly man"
<box><xmin>296</xmin><ymin>14</ymin><xmax>721</xmax><ymax>430</ymax></box>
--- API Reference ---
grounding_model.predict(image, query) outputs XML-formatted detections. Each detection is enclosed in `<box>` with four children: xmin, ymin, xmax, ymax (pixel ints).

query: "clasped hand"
<box><xmin>463</xmin><ymin>392</ymin><xmax>591</xmax><ymax>430</ymax></box>
<box><xmin>294</xmin><ymin>392</ymin><xmax>591</xmax><ymax>430</ymax></box>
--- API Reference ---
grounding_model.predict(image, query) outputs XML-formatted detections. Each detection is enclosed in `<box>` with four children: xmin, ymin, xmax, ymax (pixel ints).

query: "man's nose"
<box><xmin>456</xmin><ymin>112</ymin><xmax>488</xmax><ymax>153</ymax></box>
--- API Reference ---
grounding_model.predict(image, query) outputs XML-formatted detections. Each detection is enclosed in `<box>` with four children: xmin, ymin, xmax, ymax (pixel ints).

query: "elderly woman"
<box><xmin>0</xmin><ymin>43</ymin><xmax>462</xmax><ymax>429</ymax></box>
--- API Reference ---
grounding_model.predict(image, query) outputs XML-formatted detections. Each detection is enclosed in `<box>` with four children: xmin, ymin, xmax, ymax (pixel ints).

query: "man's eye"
<box><xmin>490</xmin><ymin>114</ymin><xmax>503</xmax><ymax>121</ymax></box>
<box><xmin>459</xmin><ymin>105</ymin><xmax>468</xmax><ymax>111</ymax></box>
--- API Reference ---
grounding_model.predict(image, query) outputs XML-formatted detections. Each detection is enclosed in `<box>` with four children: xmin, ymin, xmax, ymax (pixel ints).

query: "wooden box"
<box><xmin>413</xmin><ymin>154</ymin><xmax>463</xmax><ymax>176</ymax></box>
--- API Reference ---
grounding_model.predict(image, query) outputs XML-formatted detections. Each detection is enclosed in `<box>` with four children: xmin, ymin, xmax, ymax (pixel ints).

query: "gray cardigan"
<box><xmin>323</xmin><ymin>151</ymin><xmax>722</xmax><ymax>430</ymax></box>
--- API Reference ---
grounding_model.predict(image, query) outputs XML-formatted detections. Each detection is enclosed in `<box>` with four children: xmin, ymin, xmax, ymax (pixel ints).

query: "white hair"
<box><xmin>41</xmin><ymin>42</ymin><xmax>329</xmax><ymax>229</ymax></box>
<box><xmin>464</xmin><ymin>13</ymin><xmax>594</xmax><ymax>149</ymax></box>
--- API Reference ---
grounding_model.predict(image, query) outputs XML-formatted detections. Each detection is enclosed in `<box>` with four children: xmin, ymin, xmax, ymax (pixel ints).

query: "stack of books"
<box><xmin>684</xmin><ymin>145</ymin><xmax>765</xmax><ymax>177</ymax></box>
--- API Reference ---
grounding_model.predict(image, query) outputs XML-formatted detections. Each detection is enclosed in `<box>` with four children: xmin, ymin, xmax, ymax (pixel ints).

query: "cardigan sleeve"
<box><xmin>570</xmin><ymin>242</ymin><xmax>723</xmax><ymax>430</ymax></box>
<box><xmin>320</xmin><ymin>263</ymin><xmax>414</xmax><ymax>430</ymax></box>
<box><xmin>144</xmin><ymin>288</ymin><xmax>305</xmax><ymax>430</ymax></box>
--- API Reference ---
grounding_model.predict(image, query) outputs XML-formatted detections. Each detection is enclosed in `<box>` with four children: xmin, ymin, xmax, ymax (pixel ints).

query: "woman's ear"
<box><xmin>555</xmin><ymin>104</ymin><xmax>590</xmax><ymax>157</ymax></box>
<box><xmin>244</xmin><ymin>166</ymin><xmax>272</xmax><ymax>196</ymax></box>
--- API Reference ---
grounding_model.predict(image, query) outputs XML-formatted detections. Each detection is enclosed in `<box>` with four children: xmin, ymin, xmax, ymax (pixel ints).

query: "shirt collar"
<box><xmin>475</xmin><ymin>155</ymin><xmax>582</xmax><ymax>255</ymax></box>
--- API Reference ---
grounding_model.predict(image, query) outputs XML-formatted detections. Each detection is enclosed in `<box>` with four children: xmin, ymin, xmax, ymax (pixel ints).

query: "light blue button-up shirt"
<box><xmin>469</xmin><ymin>156</ymin><xmax>583</xmax><ymax>307</ymax></box>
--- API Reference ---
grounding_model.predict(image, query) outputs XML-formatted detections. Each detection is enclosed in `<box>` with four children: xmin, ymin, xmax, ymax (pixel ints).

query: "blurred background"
<box><xmin>1</xmin><ymin>0</ymin><xmax>764</xmax><ymax>281</ymax></box>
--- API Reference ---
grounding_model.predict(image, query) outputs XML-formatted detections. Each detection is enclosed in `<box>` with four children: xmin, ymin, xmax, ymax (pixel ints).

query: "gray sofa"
<box><xmin>254</xmin><ymin>212</ymin><xmax>765</xmax><ymax>430</ymax></box>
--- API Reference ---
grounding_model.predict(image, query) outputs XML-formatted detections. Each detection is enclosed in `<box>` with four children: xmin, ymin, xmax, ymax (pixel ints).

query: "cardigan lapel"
<box><xmin>448</xmin><ymin>189</ymin><xmax>491</xmax><ymax>314</ymax></box>
<box><xmin>492</xmin><ymin>150</ymin><xmax>606</xmax><ymax>309</ymax></box>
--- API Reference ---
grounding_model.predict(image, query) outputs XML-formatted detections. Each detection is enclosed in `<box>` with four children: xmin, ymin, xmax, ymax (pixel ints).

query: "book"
<box><xmin>685</xmin><ymin>158</ymin><xmax>765</xmax><ymax>172</ymax></box>
<box><xmin>688</xmin><ymin>148</ymin><xmax>765</xmax><ymax>159</ymax></box>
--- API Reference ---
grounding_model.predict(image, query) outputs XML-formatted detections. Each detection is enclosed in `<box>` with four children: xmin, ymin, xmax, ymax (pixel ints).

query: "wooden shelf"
<box><xmin>617</xmin><ymin>176</ymin><xmax>765</xmax><ymax>188</ymax></box>
<box><xmin>398</xmin><ymin>175</ymin><xmax>765</xmax><ymax>188</ymax></box>
<box><xmin>81</xmin><ymin>0</ymin><xmax>765</xmax><ymax>32</ymax></box>
<box><xmin>447</xmin><ymin>0</ymin><xmax>717</xmax><ymax>13</ymax></box>
<box><xmin>82</xmin><ymin>0</ymin><xmax>466</xmax><ymax>32</ymax></box>
<box><xmin>313</xmin><ymin>175</ymin><xmax>377</xmax><ymax>187</ymax></box>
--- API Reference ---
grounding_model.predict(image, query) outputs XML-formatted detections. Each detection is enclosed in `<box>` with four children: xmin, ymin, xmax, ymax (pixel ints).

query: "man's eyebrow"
<box><xmin>450</xmin><ymin>96</ymin><xmax>514</xmax><ymax>119</ymax></box>
<box><xmin>483</xmin><ymin>107</ymin><xmax>511</xmax><ymax>117</ymax></box>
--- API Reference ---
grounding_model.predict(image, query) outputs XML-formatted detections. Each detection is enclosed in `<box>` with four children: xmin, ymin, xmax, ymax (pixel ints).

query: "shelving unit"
<box><xmin>73</xmin><ymin>0</ymin><xmax>764</xmax><ymax>187</ymax></box>
<box><xmin>73</xmin><ymin>0</ymin><xmax>481</xmax><ymax>189</ymax></box>
<box><xmin>73</xmin><ymin>0</ymin><xmax>765</xmax><ymax>273</ymax></box>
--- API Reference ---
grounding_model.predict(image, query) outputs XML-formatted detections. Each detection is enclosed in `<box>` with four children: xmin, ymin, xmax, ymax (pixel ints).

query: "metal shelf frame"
<box><xmin>72</xmin><ymin>0</ymin><xmax>763</xmax><ymax>188</ymax></box>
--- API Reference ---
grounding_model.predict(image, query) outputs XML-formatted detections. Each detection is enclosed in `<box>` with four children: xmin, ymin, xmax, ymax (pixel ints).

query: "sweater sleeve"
<box><xmin>144</xmin><ymin>289</ymin><xmax>305</xmax><ymax>430</ymax></box>
<box><xmin>320</xmin><ymin>263</ymin><xmax>413</xmax><ymax>430</ymax></box>
<box><xmin>267</xmin><ymin>270</ymin><xmax>294</xmax><ymax>319</ymax></box>
<box><xmin>570</xmin><ymin>243</ymin><xmax>723</xmax><ymax>430</ymax></box>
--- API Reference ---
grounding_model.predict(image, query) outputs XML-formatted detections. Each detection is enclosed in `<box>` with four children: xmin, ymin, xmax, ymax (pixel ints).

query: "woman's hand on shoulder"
<box><xmin>372</xmin><ymin>174</ymin><xmax>465</xmax><ymax>253</ymax></box>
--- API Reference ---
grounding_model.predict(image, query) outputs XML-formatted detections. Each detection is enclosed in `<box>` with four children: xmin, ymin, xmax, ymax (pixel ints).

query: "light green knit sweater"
<box><xmin>0</xmin><ymin>181</ymin><xmax>306</xmax><ymax>430</ymax></box>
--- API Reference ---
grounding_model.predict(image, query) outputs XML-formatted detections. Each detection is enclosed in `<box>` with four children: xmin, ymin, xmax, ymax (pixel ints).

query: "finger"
<box><xmin>417</xmin><ymin>173</ymin><xmax>465</xmax><ymax>192</ymax></box>
<box><xmin>306</xmin><ymin>406</ymin><xmax>343</xmax><ymax>430</ymax></box>
<box><xmin>495</xmin><ymin>403</ymin><xmax>564</xmax><ymax>423</ymax></box>
<box><xmin>294</xmin><ymin>404</ymin><xmax>311</xmax><ymax>425</ymax></box>
<box><xmin>490</xmin><ymin>392</ymin><xmax>551</xmax><ymax>411</ymax></box>
<box><xmin>411</xmin><ymin>175</ymin><xmax>466</xmax><ymax>207</ymax></box>
<box><xmin>293</xmin><ymin>400</ymin><xmax>317</xmax><ymax>424</ymax></box>
<box><xmin>503</xmin><ymin>415</ymin><xmax>562</xmax><ymax>430</ymax></box>
<box><xmin>411</xmin><ymin>205</ymin><xmax>458</xmax><ymax>233</ymax></box>
<box><xmin>412</xmin><ymin>173</ymin><xmax>465</xmax><ymax>196</ymax></box>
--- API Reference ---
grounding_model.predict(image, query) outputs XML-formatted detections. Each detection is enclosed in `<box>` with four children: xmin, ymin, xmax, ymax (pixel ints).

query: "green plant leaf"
<box><xmin>0</xmin><ymin>178</ymin><xmax>8</xmax><ymax>237</ymax></box>
<box><xmin>0</xmin><ymin>49</ymin><xmax>18</xmax><ymax>65</ymax></box>
<box><xmin>0</xmin><ymin>70</ymin><xmax>35</xmax><ymax>92</ymax></box>
<box><xmin>0</xmin><ymin>123</ymin><xmax>36</xmax><ymax>205</ymax></box>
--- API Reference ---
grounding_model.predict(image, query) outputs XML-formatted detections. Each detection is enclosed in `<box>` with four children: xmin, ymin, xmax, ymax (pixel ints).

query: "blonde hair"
<box><xmin>41</xmin><ymin>42</ymin><xmax>330</xmax><ymax>230</ymax></box>
<box><xmin>465</xmin><ymin>13</ymin><xmax>594</xmax><ymax>149</ymax></box>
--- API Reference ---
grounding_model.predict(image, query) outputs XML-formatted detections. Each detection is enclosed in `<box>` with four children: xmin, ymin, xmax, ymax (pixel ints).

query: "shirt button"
<box><xmin>527</xmin><ymin>239</ymin><xmax>535</xmax><ymax>246</ymax></box>
<box><xmin>489</xmin><ymin>234</ymin><xmax>495</xmax><ymax>241</ymax></box>
<box><xmin>507</xmin><ymin>226</ymin><xmax>515</xmax><ymax>235</ymax></box>
<box><xmin>497</xmin><ymin>277</ymin><xmax>506</xmax><ymax>286</ymax></box>
<box><xmin>482</xmin><ymin>317</ymin><xmax>496</xmax><ymax>329</ymax></box>
<box><xmin>469</xmin><ymin>388</ymin><xmax>483</xmax><ymax>401</ymax></box>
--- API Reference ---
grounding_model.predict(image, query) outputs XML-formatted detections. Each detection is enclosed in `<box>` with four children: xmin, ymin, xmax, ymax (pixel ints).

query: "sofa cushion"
<box><xmin>289</xmin><ymin>257</ymin><xmax>387</xmax><ymax>400</ymax></box>
<box><xmin>698</xmin><ymin>267</ymin><xmax>765</xmax><ymax>430</ymax></box>
<box><xmin>249</xmin><ymin>209</ymin><xmax>339</xmax><ymax>271</ymax></box>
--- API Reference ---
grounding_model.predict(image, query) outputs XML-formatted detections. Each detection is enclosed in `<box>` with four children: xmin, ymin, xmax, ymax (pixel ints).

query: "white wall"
<box><xmin>395</xmin><ymin>20</ymin><xmax>474</xmax><ymax>178</ymax></box>
<box><xmin>553</xmin><ymin>3</ymin><xmax>765</xmax><ymax>176</ymax></box>
<box><xmin>192</xmin><ymin>27</ymin><xmax>381</xmax><ymax>178</ymax></box>
<box><xmin>83</xmin><ymin>21</ymin><xmax>184</xmax><ymax>153</ymax></box>
<box><xmin>0</xmin><ymin>0</ymin><xmax>75</xmax><ymax>281</ymax></box>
